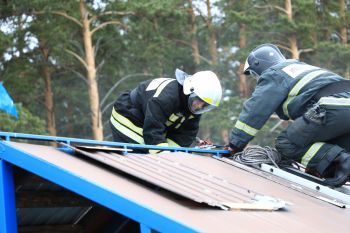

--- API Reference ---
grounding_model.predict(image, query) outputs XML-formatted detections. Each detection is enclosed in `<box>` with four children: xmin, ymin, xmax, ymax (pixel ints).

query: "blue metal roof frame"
<box><xmin>0</xmin><ymin>132</ymin><xmax>230</xmax><ymax>156</ymax></box>
<box><xmin>1</xmin><ymin>132</ymin><xmax>350</xmax><ymax>233</ymax></box>
<box><xmin>0</xmin><ymin>132</ymin><xmax>231</xmax><ymax>233</ymax></box>
<box><xmin>0</xmin><ymin>142</ymin><xmax>197</xmax><ymax>233</ymax></box>
<box><xmin>0</xmin><ymin>160</ymin><xmax>17</xmax><ymax>233</ymax></box>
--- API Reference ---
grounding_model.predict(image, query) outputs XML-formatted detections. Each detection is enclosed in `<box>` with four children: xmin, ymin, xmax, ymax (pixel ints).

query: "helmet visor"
<box><xmin>243</xmin><ymin>59</ymin><xmax>251</xmax><ymax>74</ymax></box>
<box><xmin>188</xmin><ymin>93</ymin><xmax>216</xmax><ymax>115</ymax></box>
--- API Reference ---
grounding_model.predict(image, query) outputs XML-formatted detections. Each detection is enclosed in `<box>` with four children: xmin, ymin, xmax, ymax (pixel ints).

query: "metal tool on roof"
<box><xmin>259</xmin><ymin>163</ymin><xmax>350</xmax><ymax>208</ymax></box>
<box><xmin>195</xmin><ymin>137</ymin><xmax>226</xmax><ymax>149</ymax></box>
<box><xmin>216</xmin><ymin>147</ymin><xmax>350</xmax><ymax>208</ymax></box>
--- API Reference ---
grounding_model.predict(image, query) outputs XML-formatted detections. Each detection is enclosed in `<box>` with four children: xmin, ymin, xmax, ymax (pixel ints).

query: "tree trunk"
<box><xmin>238</xmin><ymin>24</ymin><xmax>249</xmax><ymax>98</ymax></box>
<box><xmin>39</xmin><ymin>40</ymin><xmax>57</xmax><ymax>138</ymax></box>
<box><xmin>288</xmin><ymin>35</ymin><xmax>299</xmax><ymax>59</ymax></box>
<box><xmin>205</xmin><ymin>0</ymin><xmax>217</xmax><ymax>65</ymax></box>
<box><xmin>339</xmin><ymin>0</ymin><xmax>347</xmax><ymax>43</ymax></box>
<box><xmin>220</xmin><ymin>128</ymin><xmax>229</xmax><ymax>145</ymax></box>
<box><xmin>188</xmin><ymin>0</ymin><xmax>200</xmax><ymax>65</ymax></box>
<box><xmin>285</xmin><ymin>0</ymin><xmax>299</xmax><ymax>59</ymax></box>
<box><xmin>80</xmin><ymin>0</ymin><xmax>103</xmax><ymax>140</ymax></box>
<box><xmin>339</xmin><ymin>0</ymin><xmax>349</xmax><ymax>79</ymax></box>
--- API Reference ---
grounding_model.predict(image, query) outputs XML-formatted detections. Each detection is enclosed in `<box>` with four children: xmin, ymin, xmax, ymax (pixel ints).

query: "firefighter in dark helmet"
<box><xmin>110</xmin><ymin>69</ymin><xmax>222</xmax><ymax>154</ymax></box>
<box><xmin>229</xmin><ymin>43</ymin><xmax>350</xmax><ymax>187</ymax></box>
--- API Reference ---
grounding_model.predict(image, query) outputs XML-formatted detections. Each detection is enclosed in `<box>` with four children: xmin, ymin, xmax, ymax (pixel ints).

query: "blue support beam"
<box><xmin>140</xmin><ymin>223</ymin><xmax>152</xmax><ymax>233</ymax></box>
<box><xmin>0</xmin><ymin>132</ymin><xmax>230</xmax><ymax>156</ymax></box>
<box><xmin>0</xmin><ymin>159</ymin><xmax>17</xmax><ymax>233</ymax></box>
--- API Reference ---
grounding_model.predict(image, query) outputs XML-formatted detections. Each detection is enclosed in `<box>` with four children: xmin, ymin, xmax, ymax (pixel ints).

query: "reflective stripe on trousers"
<box><xmin>276</xmin><ymin>102</ymin><xmax>350</xmax><ymax>174</ymax></box>
<box><xmin>110</xmin><ymin>108</ymin><xmax>144</xmax><ymax>144</ymax></box>
<box><xmin>111</xmin><ymin>108</ymin><xmax>181</xmax><ymax>150</ymax></box>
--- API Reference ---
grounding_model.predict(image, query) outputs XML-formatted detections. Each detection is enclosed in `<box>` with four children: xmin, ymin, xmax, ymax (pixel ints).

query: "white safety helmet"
<box><xmin>181</xmin><ymin>70</ymin><xmax>222</xmax><ymax>115</ymax></box>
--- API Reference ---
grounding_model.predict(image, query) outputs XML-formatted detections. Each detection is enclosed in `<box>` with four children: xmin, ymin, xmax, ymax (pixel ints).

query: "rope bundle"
<box><xmin>232</xmin><ymin>145</ymin><xmax>282</xmax><ymax>168</ymax></box>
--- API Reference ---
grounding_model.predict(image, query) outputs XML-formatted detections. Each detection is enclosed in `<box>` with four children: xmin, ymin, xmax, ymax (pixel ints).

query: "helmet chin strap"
<box><xmin>249</xmin><ymin>70</ymin><xmax>261</xmax><ymax>81</ymax></box>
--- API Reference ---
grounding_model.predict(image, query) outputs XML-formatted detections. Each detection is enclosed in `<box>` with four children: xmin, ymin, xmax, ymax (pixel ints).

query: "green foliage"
<box><xmin>0</xmin><ymin>104</ymin><xmax>47</xmax><ymax>134</ymax></box>
<box><xmin>1</xmin><ymin>0</ymin><xmax>350</xmax><ymax>146</ymax></box>
<box><xmin>306</xmin><ymin>42</ymin><xmax>350</xmax><ymax>76</ymax></box>
<box><xmin>199</xmin><ymin>96</ymin><xmax>244</xmax><ymax>144</ymax></box>
<box><xmin>0</xmin><ymin>30</ymin><xmax>12</xmax><ymax>55</ymax></box>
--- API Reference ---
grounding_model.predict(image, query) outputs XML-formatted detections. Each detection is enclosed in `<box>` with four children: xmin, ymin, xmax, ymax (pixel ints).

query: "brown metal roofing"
<box><xmin>9</xmin><ymin>142</ymin><xmax>350</xmax><ymax>233</ymax></box>
<box><xmin>70</xmin><ymin>146</ymin><xmax>286</xmax><ymax>211</ymax></box>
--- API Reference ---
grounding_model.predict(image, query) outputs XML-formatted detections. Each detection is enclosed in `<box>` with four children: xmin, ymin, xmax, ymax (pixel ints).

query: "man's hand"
<box><xmin>226</xmin><ymin>143</ymin><xmax>243</xmax><ymax>156</ymax></box>
<box><xmin>196</xmin><ymin>137</ymin><xmax>213</xmax><ymax>147</ymax></box>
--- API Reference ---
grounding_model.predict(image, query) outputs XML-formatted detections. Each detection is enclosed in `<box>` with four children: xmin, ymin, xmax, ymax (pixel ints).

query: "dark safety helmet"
<box><xmin>243</xmin><ymin>44</ymin><xmax>286</xmax><ymax>76</ymax></box>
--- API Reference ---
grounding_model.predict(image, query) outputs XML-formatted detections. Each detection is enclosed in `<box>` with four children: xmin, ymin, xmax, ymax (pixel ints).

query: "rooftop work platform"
<box><xmin>0</xmin><ymin>132</ymin><xmax>350</xmax><ymax>233</ymax></box>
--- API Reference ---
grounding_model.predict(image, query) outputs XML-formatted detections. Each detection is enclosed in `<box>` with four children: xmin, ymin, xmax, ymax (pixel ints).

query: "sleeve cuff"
<box><xmin>229</xmin><ymin>143</ymin><xmax>243</xmax><ymax>152</ymax></box>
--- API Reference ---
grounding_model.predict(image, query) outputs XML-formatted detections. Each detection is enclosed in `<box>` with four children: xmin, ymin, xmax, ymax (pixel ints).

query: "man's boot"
<box><xmin>323</xmin><ymin>152</ymin><xmax>350</xmax><ymax>187</ymax></box>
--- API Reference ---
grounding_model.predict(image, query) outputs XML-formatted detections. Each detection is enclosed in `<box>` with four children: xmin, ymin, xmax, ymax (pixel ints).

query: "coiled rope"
<box><xmin>231</xmin><ymin>145</ymin><xmax>282</xmax><ymax>168</ymax></box>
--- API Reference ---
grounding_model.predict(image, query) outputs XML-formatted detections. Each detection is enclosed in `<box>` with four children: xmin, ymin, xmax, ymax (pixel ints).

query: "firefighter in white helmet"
<box><xmin>110</xmin><ymin>69</ymin><xmax>222</xmax><ymax>153</ymax></box>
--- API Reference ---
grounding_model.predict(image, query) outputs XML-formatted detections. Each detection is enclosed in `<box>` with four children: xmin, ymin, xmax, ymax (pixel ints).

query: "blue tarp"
<box><xmin>0</xmin><ymin>82</ymin><xmax>18</xmax><ymax>119</ymax></box>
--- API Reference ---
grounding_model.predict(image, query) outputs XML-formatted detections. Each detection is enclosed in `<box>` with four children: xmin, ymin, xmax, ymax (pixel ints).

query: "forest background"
<box><xmin>1</xmin><ymin>0</ymin><xmax>350</xmax><ymax>147</ymax></box>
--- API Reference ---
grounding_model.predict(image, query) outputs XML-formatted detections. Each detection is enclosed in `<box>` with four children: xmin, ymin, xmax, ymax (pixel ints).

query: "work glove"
<box><xmin>226</xmin><ymin>143</ymin><xmax>243</xmax><ymax>156</ymax></box>
<box><xmin>196</xmin><ymin>137</ymin><xmax>213</xmax><ymax>147</ymax></box>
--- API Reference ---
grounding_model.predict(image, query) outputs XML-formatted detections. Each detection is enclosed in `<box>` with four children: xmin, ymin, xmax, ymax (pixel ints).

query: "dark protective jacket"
<box><xmin>111</xmin><ymin>78</ymin><xmax>200</xmax><ymax>147</ymax></box>
<box><xmin>230</xmin><ymin>59</ymin><xmax>344</xmax><ymax>149</ymax></box>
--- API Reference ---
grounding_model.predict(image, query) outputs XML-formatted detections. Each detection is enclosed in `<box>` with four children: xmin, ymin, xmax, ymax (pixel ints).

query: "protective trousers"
<box><xmin>110</xmin><ymin>120</ymin><xmax>149</xmax><ymax>154</ymax></box>
<box><xmin>275</xmin><ymin>102</ymin><xmax>350</xmax><ymax>176</ymax></box>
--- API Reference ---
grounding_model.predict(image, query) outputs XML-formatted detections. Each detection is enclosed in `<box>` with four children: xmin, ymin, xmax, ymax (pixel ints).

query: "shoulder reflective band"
<box><xmin>301</xmin><ymin>142</ymin><xmax>325</xmax><ymax>167</ymax></box>
<box><xmin>149</xmin><ymin>143</ymin><xmax>169</xmax><ymax>154</ymax></box>
<box><xmin>282</xmin><ymin>64</ymin><xmax>319</xmax><ymax>78</ymax></box>
<box><xmin>283</xmin><ymin>69</ymin><xmax>327</xmax><ymax>118</ymax></box>
<box><xmin>146</xmin><ymin>78</ymin><xmax>172</xmax><ymax>91</ymax></box>
<box><xmin>153</xmin><ymin>79</ymin><xmax>175</xmax><ymax>97</ymax></box>
<box><xmin>110</xmin><ymin>108</ymin><xmax>144</xmax><ymax>144</ymax></box>
<box><xmin>319</xmin><ymin>97</ymin><xmax>350</xmax><ymax>106</ymax></box>
<box><xmin>234</xmin><ymin>120</ymin><xmax>258</xmax><ymax>137</ymax></box>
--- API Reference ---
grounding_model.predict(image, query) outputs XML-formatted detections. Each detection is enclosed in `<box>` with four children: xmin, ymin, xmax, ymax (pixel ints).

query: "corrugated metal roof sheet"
<box><xmin>72</xmin><ymin>147</ymin><xmax>286</xmax><ymax>210</ymax></box>
<box><xmin>7</xmin><ymin>142</ymin><xmax>350</xmax><ymax>233</ymax></box>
